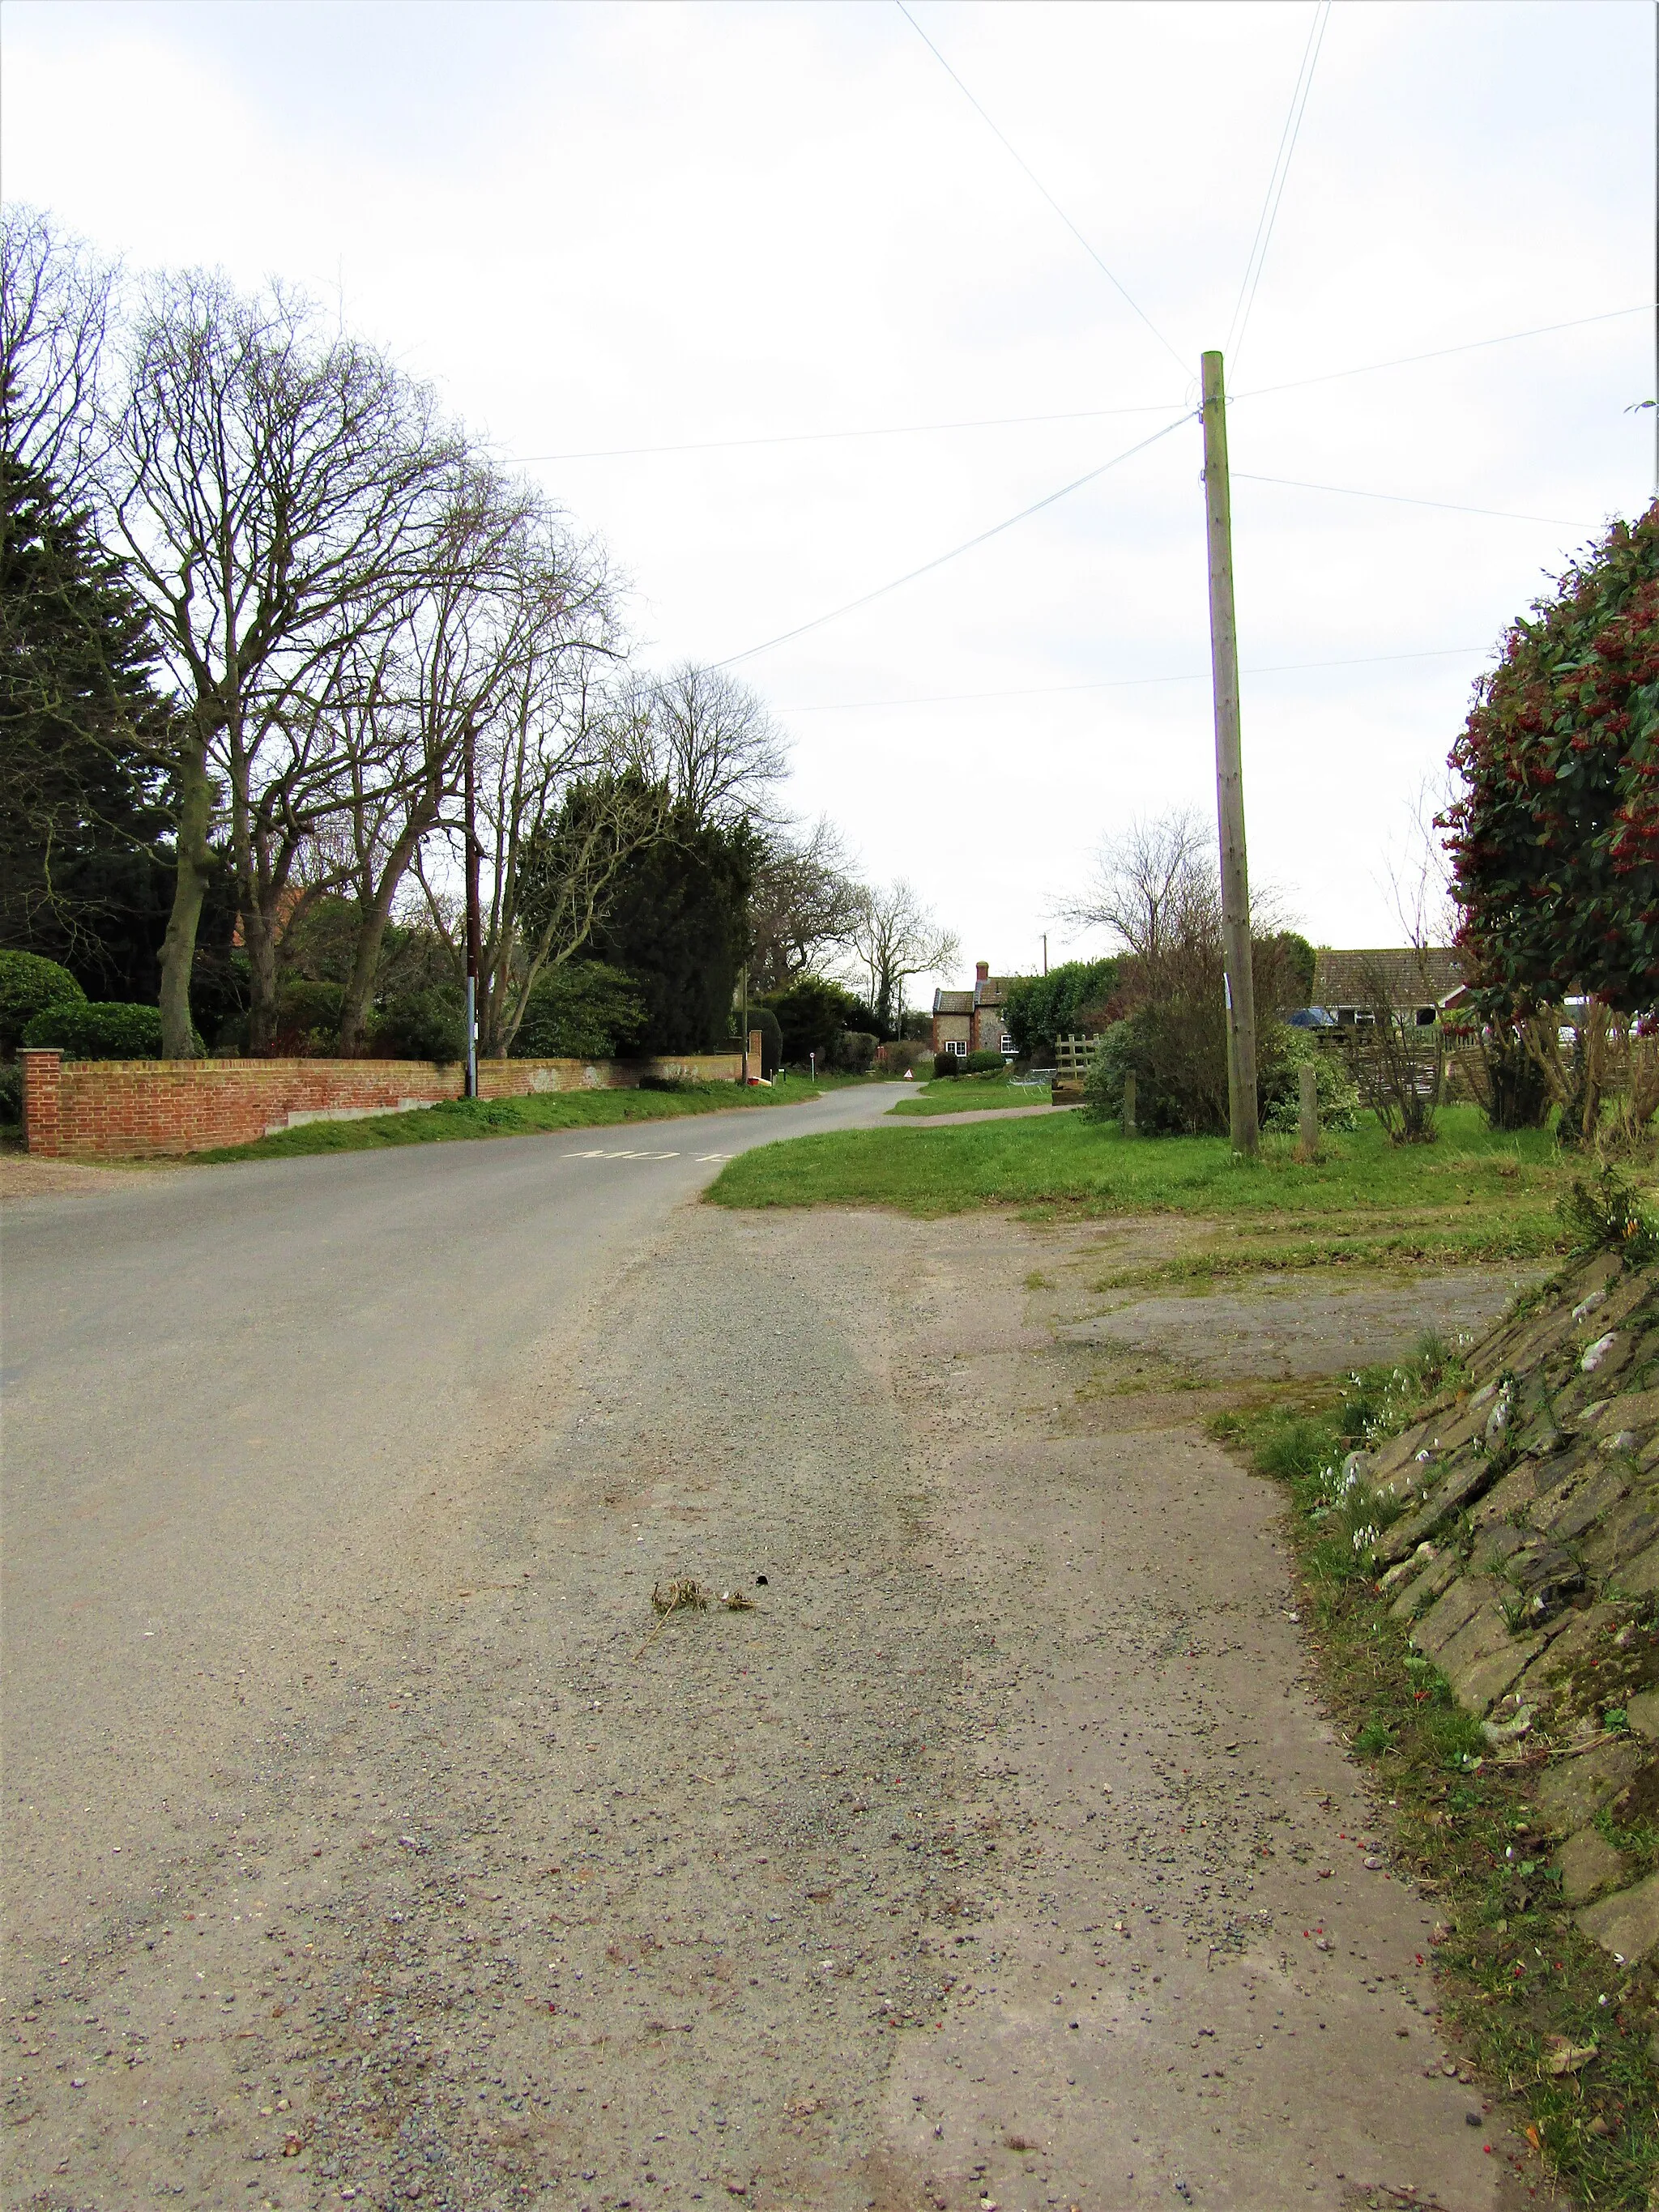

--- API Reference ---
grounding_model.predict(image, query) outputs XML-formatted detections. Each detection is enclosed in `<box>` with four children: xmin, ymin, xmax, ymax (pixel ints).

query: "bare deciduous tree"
<box><xmin>1</xmin><ymin>207</ymin><xmax>117</xmax><ymax>504</ymax></box>
<box><xmin>848</xmin><ymin>880</ymin><xmax>959</xmax><ymax>1034</ymax></box>
<box><xmin>1349</xmin><ymin>778</ymin><xmax>1468</xmax><ymax>1142</ymax></box>
<box><xmin>747</xmin><ymin>816</ymin><xmax>862</xmax><ymax>993</ymax></box>
<box><xmin>643</xmin><ymin>662</ymin><xmax>790</xmax><ymax>828</ymax></box>
<box><xmin>1056</xmin><ymin>807</ymin><xmax>1217</xmax><ymax>963</ymax></box>
<box><xmin>414</xmin><ymin>654</ymin><xmax>655</xmax><ymax>1060</ymax></box>
<box><xmin>109</xmin><ymin>272</ymin><xmax>459</xmax><ymax>1054</ymax></box>
<box><xmin>1384</xmin><ymin>774</ymin><xmax>1461</xmax><ymax>982</ymax></box>
<box><xmin>328</xmin><ymin>471</ymin><xmax>618</xmax><ymax>1053</ymax></box>
<box><xmin>1351</xmin><ymin>953</ymin><xmax>1442</xmax><ymax>1144</ymax></box>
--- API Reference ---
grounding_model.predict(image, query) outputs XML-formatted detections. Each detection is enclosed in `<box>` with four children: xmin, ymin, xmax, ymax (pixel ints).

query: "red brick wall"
<box><xmin>19</xmin><ymin>1051</ymin><xmax>62</xmax><ymax>1156</ymax></box>
<box><xmin>21</xmin><ymin>1052</ymin><xmax>743</xmax><ymax>1160</ymax></box>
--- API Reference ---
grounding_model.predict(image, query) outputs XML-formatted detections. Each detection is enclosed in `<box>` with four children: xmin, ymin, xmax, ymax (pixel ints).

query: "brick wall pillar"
<box><xmin>19</xmin><ymin>1048</ymin><xmax>63</xmax><ymax>1157</ymax></box>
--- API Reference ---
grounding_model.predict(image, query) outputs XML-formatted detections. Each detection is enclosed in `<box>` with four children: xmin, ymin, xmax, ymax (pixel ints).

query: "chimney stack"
<box><xmin>975</xmin><ymin>960</ymin><xmax>989</xmax><ymax>984</ymax></box>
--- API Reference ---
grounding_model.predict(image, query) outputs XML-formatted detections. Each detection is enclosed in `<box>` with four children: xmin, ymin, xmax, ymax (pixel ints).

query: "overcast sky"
<box><xmin>3</xmin><ymin>0</ymin><xmax>1653</xmax><ymax>993</ymax></box>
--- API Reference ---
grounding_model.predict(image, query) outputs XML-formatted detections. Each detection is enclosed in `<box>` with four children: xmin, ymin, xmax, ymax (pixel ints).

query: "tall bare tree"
<box><xmin>1056</xmin><ymin>808</ymin><xmax>1217</xmax><ymax>963</ymax></box>
<box><xmin>1</xmin><ymin>207</ymin><xmax>117</xmax><ymax>505</ymax></box>
<box><xmin>849</xmin><ymin>879</ymin><xmax>959</xmax><ymax>1034</ymax></box>
<box><xmin>109</xmin><ymin>272</ymin><xmax>458</xmax><ymax>1054</ymax></box>
<box><xmin>326</xmin><ymin>471</ymin><xmax>618</xmax><ymax>1053</ymax></box>
<box><xmin>414</xmin><ymin>652</ymin><xmax>652</xmax><ymax>1059</ymax></box>
<box><xmin>643</xmin><ymin>662</ymin><xmax>790</xmax><ymax>828</ymax></box>
<box><xmin>747</xmin><ymin>816</ymin><xmax>863</xmax><ymax>993</ymax></box>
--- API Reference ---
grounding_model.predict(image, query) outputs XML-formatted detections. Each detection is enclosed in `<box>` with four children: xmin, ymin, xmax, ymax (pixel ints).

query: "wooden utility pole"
<box><xmin>463</xmin><ymin>721</ymin><xmax>480</xmax><ymax>1100</ymax></box>
<box><xmin>1200</xmin><ymin>349</ymin><xmax>1259</xmax><ymax>1158</ymax></box>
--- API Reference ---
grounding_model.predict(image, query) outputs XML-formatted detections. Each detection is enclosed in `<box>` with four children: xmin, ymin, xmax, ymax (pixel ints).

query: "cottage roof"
<box><xmin>933</xmin><ymin>989</ymin><xmax>975</xmax><ymax>1016</ymax></box>
<box><xmin>1311</xmin><ymin>947</ymin><xmax>1465</xmax><ymax>1009</ymax></box>
<box><xmin>974</xmin><ymin>975</ymin><xmax>1021</xmax><ymax>1008</ymax></box>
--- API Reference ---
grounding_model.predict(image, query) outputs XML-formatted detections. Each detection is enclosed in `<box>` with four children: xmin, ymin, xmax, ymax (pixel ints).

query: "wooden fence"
<box><xmin>1047</xmin><ymin>1022</ymin><xmax>1479</xmax><ymax>1106</ymax></box>
<box><xmin>1055</xmin><ymin>1033</ymin><xmax>1103</xmax><ymax>1080</ymax></box>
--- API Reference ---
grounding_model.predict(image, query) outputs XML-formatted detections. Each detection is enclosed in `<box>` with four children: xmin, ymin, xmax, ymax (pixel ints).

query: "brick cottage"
<box><xmin>930</xmin><ymin>961</ymin><xmax>1021</xmax><ymax>1058</ymax></box>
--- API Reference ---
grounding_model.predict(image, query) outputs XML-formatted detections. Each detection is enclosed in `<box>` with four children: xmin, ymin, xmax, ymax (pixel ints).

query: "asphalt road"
<box><xmin>0</xmin><ymin>1089</ymin><xmax>1537</xmax><ymax>2210</ymax></box>
<box><xmin>0</xmin><ymin>1084</ymin><xmax>898</xmax><ymax>1974</ymax></box>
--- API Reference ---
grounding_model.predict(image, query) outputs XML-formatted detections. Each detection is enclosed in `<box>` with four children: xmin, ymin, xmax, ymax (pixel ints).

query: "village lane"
<box><xmin>1</xmin><ymin>1082</ymin><xmax>901</xmax><ymax>1987</ymax></box>
<box><xmin>2</xmin><ymin>1109</ymin><xmax>1539</xmax><ymax>2211</ymax></box>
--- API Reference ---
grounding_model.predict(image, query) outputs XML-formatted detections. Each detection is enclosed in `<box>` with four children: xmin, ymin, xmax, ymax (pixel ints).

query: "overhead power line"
<box><xmin>1226</xmin><ymin>1</ymin><xmax>1331</xmax><ymax>371</ymax></box>
<box><xmin>778</xmin><ymin>643</ymin><xmax>1491</xmax><ymax>715</ymax></box>
<box><xmin>501</xmin><ymin>305</ymin><xmax>1649</xmax><ymax>471</ymax></box>
<box><xmin>1234</xmin><ymin>303</ymin><xmax>1654</xmax><ymax>403</ymax></box>
<box><xmin>714</xmin><ymin>411</ymin><xmax>1195</xmax><ymax>668</ymax></box>
<box><xmin>1234</xmin><ymin>471</ymin><xmax>1587</xmax><ymax>526</ymax></box>
<box><xmin>506</xmin><ymin>397</ymin><xmax>1186</xmax><ymax>465</ymax></box>
<box><xmin>893</xmin><ymin>0</ymin><xmax>1188</xmax><ymax>377</ymax></box>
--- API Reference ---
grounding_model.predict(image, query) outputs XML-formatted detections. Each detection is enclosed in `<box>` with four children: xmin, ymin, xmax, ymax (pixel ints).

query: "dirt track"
<box><xmin>5</xmin><ymin>1191</ymin><xmax>1545</xmax><ymax>2210</ymax></box>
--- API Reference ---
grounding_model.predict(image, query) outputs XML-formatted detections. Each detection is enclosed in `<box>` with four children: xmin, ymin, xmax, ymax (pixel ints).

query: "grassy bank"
<box><xmin>1214</xmin><ymin>1355</ymin><xmax>1659</xmax><ymax>2210</ymax></box>
<box><xmin>709</xmin><ymin>1103</ymin><xmax>1572</xmax><ymax>1276</ymax></box>
<box><xmin>192</xmin><ymin>1079</ymin><xmax>821</xmax><ymax>1164</ymax></box>
<box><xmin>887</xmin><ymin>1072</ymin><xmax>1052</xmax><ymax>1116</ymax></box>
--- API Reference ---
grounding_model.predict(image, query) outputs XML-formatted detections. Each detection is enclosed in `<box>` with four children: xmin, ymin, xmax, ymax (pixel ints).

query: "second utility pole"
<box><xmin>1200</xmin><ymin>349</ymin><xmax>1259</xmax><ymax>1159</ymax></box>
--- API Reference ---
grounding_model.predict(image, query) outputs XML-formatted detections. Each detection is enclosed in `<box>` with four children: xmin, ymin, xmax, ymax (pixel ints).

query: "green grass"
<box><xmin>191</xmin><ymin>1079</ymin><xmax>822</xmax><ymax>1164</ymax></box>
<box><xmin>887</xmin><ymin>1072</ymin><xmax>1052</xmax><ymax>1116</ymax></box>
<box><xmin>789</xmin><ymin>1069</ymin><xmax>899</xmax><ymax>1091</ymax></box>
<box><xmin>1214</xmin><ymin>1363</ymin><xmax>1659</xmax><ymax>2210</ymax></box>
<box><xmin>709</xmin><ymin>1102</ymin><xmax>1572</xmax><ymax>1268</ymax></box>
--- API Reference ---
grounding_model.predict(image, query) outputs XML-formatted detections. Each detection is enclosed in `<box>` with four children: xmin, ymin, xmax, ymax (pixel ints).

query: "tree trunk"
<box><xmin>336</xmin><ymin>811</ymin><xmax>433</xmax><ymax>1055</ymax></box>
<box><xmin>158</xmin><ymin>738</ymin><xmax>214</xmax><ymax>1059</ymax></box>
<box><xmin>242</xmin><ymin>898</ymin><xmax>280</xmax><ymax>1055</ymax></box>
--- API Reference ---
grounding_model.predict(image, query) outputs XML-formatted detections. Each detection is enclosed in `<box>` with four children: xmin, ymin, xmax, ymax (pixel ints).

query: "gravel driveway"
<box><xmin>4</xmin><ymin>1188</ymin><xmax>1541</xmax><ymax>2210</ymax></box>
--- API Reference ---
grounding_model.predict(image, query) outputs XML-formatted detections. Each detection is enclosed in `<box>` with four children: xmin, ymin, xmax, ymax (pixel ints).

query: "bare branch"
<box><xmin>638</xmin><ymin>662</ymin><xmax>791</xmax><ymax>829</ymax></box>
<box><xmin>109</xmin><ymin>270</ymin><xmax>463</xmax><ymax>1051</ymax></box>
<box><xmin>1</xmin><ymin>207</ymin><xmax>117</xmax><ymax>503</ymax></box>
<box><xmin>747</xmin><ymin>816</ymin><xmax>863</xmax><ymax>993</ymax></box>
<box><xmin>847</xmin><ymin>880</ymin><xmax>959</xmax><ymax>1031</ymax></box>
<box><xmin>1380</xmin><ymin>773</ymin><xmax>1460</xmax><ymax>973</ymax></box>
<box><xmin>1055</xmin><ymin>807</ymin><xmax>1216</xmax><ymax>962</ymax></box>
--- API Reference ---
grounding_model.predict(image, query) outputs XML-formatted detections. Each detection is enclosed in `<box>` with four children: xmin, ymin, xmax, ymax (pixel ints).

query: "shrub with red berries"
<box><xmin>1444</xmin><ymin>502</ymin><xmax>1659</xmax><ymax>1011</ymax></box>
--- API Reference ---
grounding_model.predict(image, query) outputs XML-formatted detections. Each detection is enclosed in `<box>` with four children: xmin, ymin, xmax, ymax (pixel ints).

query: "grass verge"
<box><xmin>887</xmin><ymin>1073</ymin><xmax>1052</xmax><ymax>1116</ymax></box>
<box><xmin>709</xmin><ymin>1103</ymin><xmax>1572</xmax><ymax>1272</ymax></box>
<box><xmin>1213</xmin><ymin>1355</ymin><xmax>1659</xmax><ymax>2210</ymax></box>
<box><xmin>190</xmin><ymin>1079</ymin><xmax>822</xmax><ymax>1164</ymax></box>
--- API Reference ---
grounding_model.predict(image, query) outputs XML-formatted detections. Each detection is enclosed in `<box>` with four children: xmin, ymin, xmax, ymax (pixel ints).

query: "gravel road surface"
<box><xmin>2</xmin><ymin>1103</ymin><xmax>1537</xmax><ymax>2210</ymax></box>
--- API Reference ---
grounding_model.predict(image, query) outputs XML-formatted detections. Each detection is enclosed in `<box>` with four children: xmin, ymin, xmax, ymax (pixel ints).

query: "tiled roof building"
<box><xmin>931</xmin><ymin>962</ymin><xmax>1025</xmax><ymax>1056</ymax></box>
<box><xmin>1311</xmin><ymin>948</ymin><xmax>1465</xmax><ymax>1025</ymax></box>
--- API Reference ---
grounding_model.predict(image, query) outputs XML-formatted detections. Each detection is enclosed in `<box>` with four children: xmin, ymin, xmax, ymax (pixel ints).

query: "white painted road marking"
<box><xmin>563</xmin><ymin>1149</ymin><xmax>681</xmax><ymax>1161</ymax></box>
